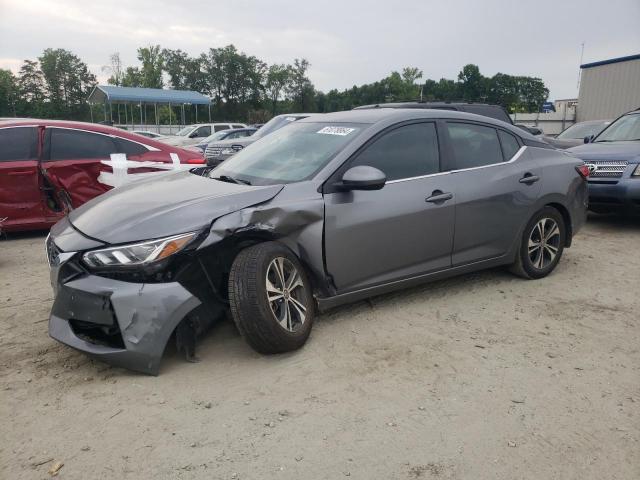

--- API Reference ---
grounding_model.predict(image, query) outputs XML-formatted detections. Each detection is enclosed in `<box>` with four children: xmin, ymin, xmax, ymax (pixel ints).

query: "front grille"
<box><xmin>585</xmin><ymin>160</ymin><xmax>628</xmax><ymax>178</ymax></box>
<box><xmin>205</xmin><ymin>146</ymin><xmax>222</xmax><ymax>159</ymax></box>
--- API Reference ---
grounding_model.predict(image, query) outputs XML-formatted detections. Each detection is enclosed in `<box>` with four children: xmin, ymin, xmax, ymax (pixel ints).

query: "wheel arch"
<box><xmin>544</xmin><ymin>201</ymin><xmax>573</xmax><ymax>247</ymax></box>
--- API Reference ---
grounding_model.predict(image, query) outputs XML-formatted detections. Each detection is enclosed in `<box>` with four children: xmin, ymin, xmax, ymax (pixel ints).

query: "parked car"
<box><xmin>191</xmin><ymin>128</ymin><xmax>257</xmax><ymax>153</ymax></box>
<box><xmin>354</xmin><ymin>101</ymin><xmax>513</xmax><ymax>124</ymax></box>
<box><xmin>131</xmin><ymin>130</ymin><xmax>165</xmax><ymax>139</ymax></box>
<box><xmin>159</xmin><ymin>123</ymin><xmax>247</xmax><ymax>147</ymax></box>
<box><xmin>0</xmin><ymin>119</ymin><xmax>205</xmax><ymax>232</ymax></box>
<box><xmin>46</xmin><ymin>108</ymin><xmax>588</xmax><ymax>374</ymax></box>
<box><xmin>567</xmin><ymin>109</ymin><xmax>640</xmax><ymax>214</ymax></box>
<box><xmin>542</xmin><ymin>120</ymin><xmax>611</xmax><ymax>149</ymax></box>
<box><xmin>204</xmin><ymin>114</ymin><xmax>312</xmax><ymax>166</ymax></box>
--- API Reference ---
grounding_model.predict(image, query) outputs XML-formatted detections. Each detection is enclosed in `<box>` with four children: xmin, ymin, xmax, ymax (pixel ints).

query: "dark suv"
<box><xmin>354</xmin><ymin>102</ymin><xmax>513</xmax><ymax>125</ymax></box>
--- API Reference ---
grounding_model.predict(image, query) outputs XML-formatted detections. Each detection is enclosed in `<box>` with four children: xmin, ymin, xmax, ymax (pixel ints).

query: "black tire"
<box><xmin>510</xmin><ymin>206</ymin><xmax>566</xmax><ymax>279</ymax></box>
<box><xmin>228</xmin><ymin>242</ymin><xmax>315</xmax><ymax>354</ymax></box>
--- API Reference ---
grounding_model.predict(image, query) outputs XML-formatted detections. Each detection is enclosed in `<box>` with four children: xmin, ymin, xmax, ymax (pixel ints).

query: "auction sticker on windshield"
<box><xmin>317</xmin><ymin>126</ymin><xmax>356</xmax><ymax>136</ymax></box>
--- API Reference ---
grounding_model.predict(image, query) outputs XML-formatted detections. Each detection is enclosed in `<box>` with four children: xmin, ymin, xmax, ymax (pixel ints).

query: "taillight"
<box><xmin>186</xmin><ymin>158</ymin><xmax>205</xmax><ymax>164</ymax></box>
<box><xmin>575</xmin><ymin>164</ymin><xmax>590</xmax><ymax>179</ymax></box>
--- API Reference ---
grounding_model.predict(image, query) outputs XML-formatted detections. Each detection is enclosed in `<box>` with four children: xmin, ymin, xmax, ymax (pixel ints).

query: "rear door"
<box><xmin>443</xmin><ymin>121</ymin><xmax>542</xmax><ymax>265</ymax></box>
<box><xmin>324</xmin><ymin>121</ymin><xmax>456</xmax><ymax>293</ymax></box>
<box><xmin>42</xmin><ymin>127</ymin><xmax>117</xmax><ymax>207</ymax></box>
<box><xmin>43</xmin><ymin>127</ymin><xmax>177</xmax><ymax>206</ymax></box>
<box><xmin>0</xmin><ymin>126</ymin><xmax>45</xmax><ymax>229</ymax></box>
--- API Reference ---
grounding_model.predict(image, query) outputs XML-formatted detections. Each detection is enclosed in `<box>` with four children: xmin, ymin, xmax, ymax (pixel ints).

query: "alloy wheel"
<box><xmin>528</xmin><ymin>218</ymin><xmax>561</xmax><ymax>270</ymax></box>
<box><xmin>265</xmin><ymin>257</ymin><xmax>307</xmax><ymax>332</ymax></box>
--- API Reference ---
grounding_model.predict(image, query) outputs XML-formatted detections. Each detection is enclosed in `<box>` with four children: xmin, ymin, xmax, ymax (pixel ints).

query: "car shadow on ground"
<box><xmin>586</xmin><ymin>212</ymin><xmax>640</xmax><ymax>230</ymax></box>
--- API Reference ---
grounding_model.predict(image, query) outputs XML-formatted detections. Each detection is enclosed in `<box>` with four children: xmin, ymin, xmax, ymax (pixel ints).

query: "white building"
<box><xmin>577</xmin><ymin>54</ymin><xmax>640</xmax><ymax>122</ymax></box>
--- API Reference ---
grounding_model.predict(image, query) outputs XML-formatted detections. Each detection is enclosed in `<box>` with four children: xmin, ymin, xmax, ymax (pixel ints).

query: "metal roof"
<box><xmin>580</xmin><ymin>53</ymin><xmax>640</xmax><ymax>69</ymax></box>
<box><xmin>88</xmin><ymin>85</ymin><xmax>211</xmax><ymax>105</ymax></box>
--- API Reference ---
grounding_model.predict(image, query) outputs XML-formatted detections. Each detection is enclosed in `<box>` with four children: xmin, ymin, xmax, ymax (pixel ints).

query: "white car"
<box><xmin>159</xmin><ymin>123</ymin><xmax>247</xmax><ymax>146</ymax></box>
<box><xmin>131</xmin><ymin>130</ymin><xmax>165</xmax><ymax>139</ymax></box>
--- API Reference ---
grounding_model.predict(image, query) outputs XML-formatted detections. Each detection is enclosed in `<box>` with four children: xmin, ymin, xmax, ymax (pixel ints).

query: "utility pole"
<box><xmin>576</xmin><ymin>42</ymin><xmax>585</xmax><ymax>92</ymax></box>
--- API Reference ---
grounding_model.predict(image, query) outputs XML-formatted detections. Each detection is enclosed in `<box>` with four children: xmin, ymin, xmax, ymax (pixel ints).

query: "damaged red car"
<box><xmin>0</xmin><ymin>119</ymin><xmax>204</xmax><ymax>232</ymax></box>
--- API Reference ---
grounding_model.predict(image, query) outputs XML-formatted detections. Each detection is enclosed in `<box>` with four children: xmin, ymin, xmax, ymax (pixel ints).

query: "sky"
<box><xmin>0</xmin><ymin>0</ymin><xmax>639</xmax><ymax>101</ymax></box>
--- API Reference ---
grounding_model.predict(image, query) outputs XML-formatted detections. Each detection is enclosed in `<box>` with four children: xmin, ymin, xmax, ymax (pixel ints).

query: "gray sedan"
<box><xmin>47</xmin><ymin>109</ymin><xmax>588</xmax><ymax>374</ymax></box>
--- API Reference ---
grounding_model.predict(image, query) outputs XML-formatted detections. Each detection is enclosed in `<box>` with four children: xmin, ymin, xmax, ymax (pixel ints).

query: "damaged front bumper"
<box><xmin>48</xmin><ymin>241</ymin><xmax>201</xmax><ymax>375</ymax></box>
<box><xmin>49</xmin><ymin>275</ymin><xmax>200</xmax><ymax>375</ymax></box>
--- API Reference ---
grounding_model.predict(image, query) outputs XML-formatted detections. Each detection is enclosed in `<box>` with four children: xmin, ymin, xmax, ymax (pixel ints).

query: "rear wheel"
<box><xmin>228</xmin><ymin>242</ymin><xmax>314</xmax><ymax>353</ymax></box>
<box><xmin>510</xmin><ymin>207</ymin><xmax>566</xmax><ymax>279</ymax></box>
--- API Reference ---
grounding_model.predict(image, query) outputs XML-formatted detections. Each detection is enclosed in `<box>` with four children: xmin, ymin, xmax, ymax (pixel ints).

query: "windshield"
<box><xmin>595</xmin><ymin>114</ymin><xmax>640</xmax><ymax>142</ymax></box>
<box><xmin>254</xmin><ymin>115</ymin><xmax>306</xmax><ymax>139</ymax></box>
<box><xmin>211</xmin><ymin>122</ymin><xmax>364</xmax><ymax>186</ymax></box>
<box><xmin>557</xmin><ymin>121</ymin><xmax>608</xmax><ymax>139</ymax></box>
<box><xmin>176</xmin><ymin>126</ymin><xmax>195</xmax><ymax>136</ymax></box>
<box><xmin>201</xmin><ymin>130</ymin><xmax>229</xmax><ymax>144</ymax></box>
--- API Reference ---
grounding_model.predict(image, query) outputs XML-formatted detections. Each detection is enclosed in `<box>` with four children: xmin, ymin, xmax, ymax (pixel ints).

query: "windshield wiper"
<box><xmin>213</xmin><ymin>175</ymin><xmax>251</xmax><ymax>185</ymax></box>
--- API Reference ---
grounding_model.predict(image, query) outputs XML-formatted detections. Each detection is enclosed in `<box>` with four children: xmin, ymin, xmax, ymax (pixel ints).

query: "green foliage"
<box><xmin>0</xmin><ymin>45</ymin><xmax>550</xmax><ymax>124</ymax></box>
<box><xmin>137</xmin><ymin>45</ymin><xmax>164</xmax><ymax>89</ymax></box>
<box><xmin>38</xmin><ymin>48</ymin><xmax>96</xmax><ymax>119</ymax></box>
<box><xmin>0</xmin><ymin>68</ymin><xmax>18</xmax><ymax>116</ymax></box>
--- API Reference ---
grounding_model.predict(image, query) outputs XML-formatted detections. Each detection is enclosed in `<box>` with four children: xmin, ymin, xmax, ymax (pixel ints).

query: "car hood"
<box><xmin>567</xmin><ymin>142</ymin><xmax>640</xmax><ymax>162</ymax></box>
<box><xmin>159</xmin><ymin>136</ymin><xmax>191</xmax><ymax>146</ymax></box>
<box><xmin>68</xmin><ymin>171</ymin><xmax>283</xmax><ymax>244</ymax></box>
<box><xmin>543</xmin><ymin>136</ymin><xmax>582</xmax><ymax>149</ymax></box>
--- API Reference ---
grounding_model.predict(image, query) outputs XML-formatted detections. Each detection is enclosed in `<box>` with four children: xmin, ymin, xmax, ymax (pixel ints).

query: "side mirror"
<box><xmin>584</xmin><ymin>135</ymin><xmax>594</xmax><ymax>144</ymax></box>
<box><xmin>339</xmin><ymin>166</ymin><xmax>386</xmax><ymax>191</ymax></box>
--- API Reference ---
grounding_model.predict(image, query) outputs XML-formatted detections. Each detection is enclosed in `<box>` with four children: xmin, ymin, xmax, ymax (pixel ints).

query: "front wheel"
<box><xmin>510</xmin><ymin>206</ymin><xmax>566</xmax><ymax>279</ymax></box>
<box><xmin>228</xmin><ymin>242</ymin><xmax>315</xmax><ymax>354</ymax></box>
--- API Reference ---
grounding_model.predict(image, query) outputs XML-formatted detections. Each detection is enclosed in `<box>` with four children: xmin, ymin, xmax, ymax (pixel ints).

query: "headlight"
<box><xmin>82</xmin><ymin>232</ymin><xmax>197</xmax><ymax>268</ymax></box>
<box><xmin>633</xmin><ymin>164</ymin><xmax>640</xmax><ymax>176</ymax></box>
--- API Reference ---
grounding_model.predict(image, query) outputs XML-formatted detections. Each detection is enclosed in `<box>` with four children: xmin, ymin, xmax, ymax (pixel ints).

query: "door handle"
<box><xmin>519</xmin><ymin>173</ymin><xmax>540</xmax><ymax>185</ymax></box>
<box><xmin>425</xmin><ymin>190</ymin><xmax>453</xmax><ymax>204</ymax></box>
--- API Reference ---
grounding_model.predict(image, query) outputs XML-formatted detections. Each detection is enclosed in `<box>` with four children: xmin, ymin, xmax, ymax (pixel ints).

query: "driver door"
<box><xmin>323</xmin><ymin>121</ymin><xmax>456</xmax><ymax>293</ymax></box>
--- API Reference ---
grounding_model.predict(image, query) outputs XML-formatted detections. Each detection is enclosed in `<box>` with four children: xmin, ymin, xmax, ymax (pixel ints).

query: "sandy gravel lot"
<box><xmin>1</xmin><ymin>215</ymin><xmax>639</xmax><ymax>480</ymax></box>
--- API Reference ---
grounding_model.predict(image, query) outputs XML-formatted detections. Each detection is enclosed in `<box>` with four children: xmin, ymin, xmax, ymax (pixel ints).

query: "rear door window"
<box><xmin>48</xmin><ymin>128</ymin><xmax>118</xmax><ymax>160</ymax></box>
<box><xmin>232</xmin><ymin>124</ymin><xmax>244</xmax><ymax>129</ymax></box>
<box><xmin>214</xmin><ymin>125</ymin><xmax>230</xmax><ymax>132</ymax></box>
<box><xmin>498</xmin><ymin>130</ymin><xmax>521</xmax><ymax>160</ymax></box>
<box><xmin>350</xmin><ymin>122</ymin><xmax>440</xmax><ymax>181</ymax></box>
<box><xmin>0</xmin><ymin>127</ymin><xmax>38</xmax><ymax>161</ymax></box>
<box><xmin>114</xmin><ymin>137</ymin><xmax>149</xmax><ymax>156</ymax></box>
<box><xmin>446</xmin><ymin>122</ymin><xmax>503</xmax><ymax>169</ymax></box>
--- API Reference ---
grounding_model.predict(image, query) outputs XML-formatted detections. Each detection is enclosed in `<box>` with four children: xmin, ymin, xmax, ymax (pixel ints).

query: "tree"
<box><xmin>0</xmin><ymin>69</ymin><xmax>18</xmax><ymax>116</ymax></box>
<box><xmin>457</xmin><ymin>64</ymin><xmax>485</xmax><ymax>102</ymax></box>
<box><xmin>266</xmin><ymin>64</ymin><xmax>291</xmax><ymax>114</ymax></box>
<box><xmin>38</xmin><ymin>48</ymin><xmax>96</xmax><ymax>118</ymax></box>
<box><xmin>121</xmin><ymin>67</ymin><xmax>142</xmax><ymax>87</ymax></box>
<box><xmin>162</xmin><ymin>49</ymin><xmax>208</xmax><ymax>92</ymax></box>
<box><xmin>516</xmin><ymin>76</ymin><xmax>549</xmax><ymax>112</ymax></box>
<box><xmin>288</xmin><ymin>58</ymin><xmax>314</xmax><ymax>111</ymax></box>
<box><xmin>103</xmin><ymin>52</ymin><xmax>124</xmax><ymax>86</ymax></box>
<box><xmin>16</xmin><ymin>60</ymin><xmax>47</xmax><ymax>117</ymax></box>
<box><xmin>137</xmin><ymin>45</ymin><xmax>164</xmax><ymax>88</ymax></box>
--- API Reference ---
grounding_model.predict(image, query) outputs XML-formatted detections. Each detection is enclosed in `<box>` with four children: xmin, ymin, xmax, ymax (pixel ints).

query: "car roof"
<box><xmin>298</xmin><ymin>108</ymin><xmax>534</xmax><ymax>138</ymax></box>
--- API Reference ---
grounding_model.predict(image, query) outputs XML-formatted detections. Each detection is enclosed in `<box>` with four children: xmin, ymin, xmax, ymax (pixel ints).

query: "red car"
<box><xmin>0</xmin><ymin>119</ymin><xmax>205</xmax><ymax>232</ymax></box>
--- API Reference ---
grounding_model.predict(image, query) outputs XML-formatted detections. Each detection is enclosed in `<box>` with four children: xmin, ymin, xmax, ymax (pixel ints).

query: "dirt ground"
<box><xmin>1</xmin><ymin>215</ymin><xmax>639</xmax><ymax>480</ymax></box>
